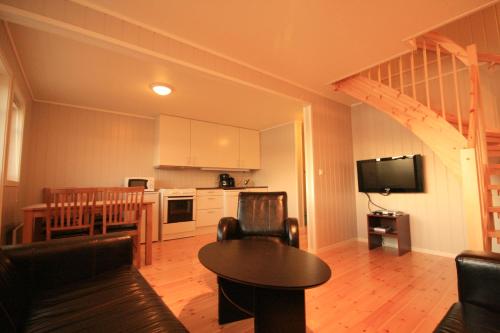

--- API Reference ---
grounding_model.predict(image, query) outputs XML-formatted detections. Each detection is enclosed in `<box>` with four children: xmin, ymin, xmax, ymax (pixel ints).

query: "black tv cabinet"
<box><xmin>367</xmin><ymin>214</ymin><xmax>411</xmax><ymax>256</ymax></box>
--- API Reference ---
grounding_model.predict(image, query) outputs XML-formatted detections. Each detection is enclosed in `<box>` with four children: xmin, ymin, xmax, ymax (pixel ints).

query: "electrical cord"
<box><xmin>364</xmin><ymin>192</ymin><xmax>390</xmax><ymax>213</ymax></box>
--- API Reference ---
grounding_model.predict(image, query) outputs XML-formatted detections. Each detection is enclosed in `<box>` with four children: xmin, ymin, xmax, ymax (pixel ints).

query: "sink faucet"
<box><xmin>243</xmin><ymin>179</ymin><xmax>250</xmax><ymax>186</ymax></box>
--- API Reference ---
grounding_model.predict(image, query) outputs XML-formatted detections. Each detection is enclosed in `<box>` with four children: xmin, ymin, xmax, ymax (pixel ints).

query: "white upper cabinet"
<box><xmin>191</xmin><ymin>121</ymin><xmax>239</xmax><ymax>168</ymax></box>
<box><xmin>155</xmin><ymin>116</ymin><xmax>260</xmax><ymax>169</ymax></box>
<box><xmin>239</xmin><ymin>128</ymin><xmax>260</xmax><ymax>169</ymax></box>
<box><xmin>155</xmin><ymin>115</ymin><xmax>191</xmax><ymax>167</ymax></box>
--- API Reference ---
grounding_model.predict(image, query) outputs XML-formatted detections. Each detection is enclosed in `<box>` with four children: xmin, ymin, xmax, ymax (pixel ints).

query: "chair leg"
<box><xmin>134</xmin><ymin>234</ymin><xmax>141</xmax><ymax>268</ymax></box>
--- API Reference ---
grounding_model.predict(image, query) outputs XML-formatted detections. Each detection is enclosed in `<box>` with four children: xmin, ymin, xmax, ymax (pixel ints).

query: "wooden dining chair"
<box><xmin>44</xmin><ymin>188</ymin><xmax>99</xmax><ymax>240</ymax></box>
<box><xmin>102</xmin><ymin>187</ymin><xmax>144</xmax><ymax>267</ymax></box>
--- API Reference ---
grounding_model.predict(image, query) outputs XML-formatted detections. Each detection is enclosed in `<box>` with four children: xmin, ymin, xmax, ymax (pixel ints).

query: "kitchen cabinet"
<box><xmin>239</xmin><ymin>129</ymin><xmax>260</xmax><ymax>169</ymax></box>
<box><xmin>196</xmin><ymin>189</ymin><xmax>223</xmax><ymax>227</ymax></box>
<box><xmin>239</xmin><ymin>128</ymin><xmax>260</xmax><ymax>169</ymax></box>
<box><xmin>155</xmin><ymin>116</ymin><xmax>260</xmax><ymax>169</ymax></box>
<box><xmin>155</xmin><ymin>115</ymin><xmax>190</xmax><ymax>167</ymax></box>
<box><xmin>223</xmin><ymin>187</ymin><xmax>268</xmax><ymax>218</ymax></box>
<box><xmin>141</xmin><ymin>192</ymin><xmax>160</xmax><ymax>243</ymax></box>
<box><xmin>191</xmin><ymin>121</ymin><xmax>239</xmax><ymax>168</ymax></box>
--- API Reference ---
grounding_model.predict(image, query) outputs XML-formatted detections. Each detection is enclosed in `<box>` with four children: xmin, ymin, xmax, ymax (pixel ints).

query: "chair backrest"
<box><xmin>44</xmin><ymin>188</ymin><xmax>98</xmax><ymax>239</ymax></box>
<box><xmin>102</xmin><ymin>187</ymin><xmax>144</xmax><ymax>230</ymax></box>
<box><xmin>237</xmin><ymin>192</ymin><xmax>288</xmax><ymax>236</ymax></box>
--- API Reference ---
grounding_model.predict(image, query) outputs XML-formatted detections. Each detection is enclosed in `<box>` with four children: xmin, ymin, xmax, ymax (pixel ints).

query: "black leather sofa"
<box><xmin>434</xmin><ymin>251</ymin><xmax>500</xmax><ymax>332</ymax></box>
<box><xmin>217</xmin><ymin>191</ymin><xmax>299</xmax><ymax>248</ymax></box>
<box><xmin>0</xmin><ymin>234</ymin><xmax>188</xmax><ymax>332</ymax></box>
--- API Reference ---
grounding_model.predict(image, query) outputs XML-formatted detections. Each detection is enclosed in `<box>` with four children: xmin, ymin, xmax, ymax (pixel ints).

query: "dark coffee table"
<box><xmin>198</xmin><ymin>239</ymin><xmax>331</xmax><ymax>332</ymax></box>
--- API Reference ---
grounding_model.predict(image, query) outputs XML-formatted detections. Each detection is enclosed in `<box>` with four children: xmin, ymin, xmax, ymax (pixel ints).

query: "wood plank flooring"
<box><xmin>139</xmin><ymin>233</ymin><xmax>456</xmax><ymax>332</ymax></box>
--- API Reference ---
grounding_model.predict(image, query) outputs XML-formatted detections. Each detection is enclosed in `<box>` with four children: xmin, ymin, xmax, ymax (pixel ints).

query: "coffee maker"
<box><xmin>219</xmin><ymin>173</ymin><xmax>230</xmax><ymax>188</ymax></box>
<box><xmin>219</xmin><ymin>173</ymin><xmax>235</xmax><ymax>188</ymax></box>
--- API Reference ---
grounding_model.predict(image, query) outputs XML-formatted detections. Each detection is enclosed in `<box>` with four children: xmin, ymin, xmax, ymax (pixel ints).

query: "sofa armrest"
<box><xmin>217</xmin><ymin>217</ymin><xmax>241</xmax><ymax>241</ymax></box>
<box><xmin>456</xmin><ymin>250</ymin><xmax>500</xmax><ymax>312</ymax></box>
<box><xmin>2</xmin><ymin>233</ymin><xmax>133</xmax><ymax>292</ymax></box>
<box><xmin>284</xmin><ymin>218</ymin><xmax>299</xmax><ymax>248</ymax></box>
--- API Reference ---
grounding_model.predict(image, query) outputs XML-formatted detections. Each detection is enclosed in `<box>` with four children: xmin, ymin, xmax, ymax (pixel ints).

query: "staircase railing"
<box><xmin>335</xmin><ymin>31</ymin><xmax>499</xmax><ymax>251</ymax></box>
<box><xmin>466</xmin><ymin>44</ymin><xmax>492</xmax><ymax>252</ymax></box>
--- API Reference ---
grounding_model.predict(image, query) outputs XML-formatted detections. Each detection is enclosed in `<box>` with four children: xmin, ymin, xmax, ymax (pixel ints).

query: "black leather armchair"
<box><xmin>217</xmin><ymin>191</ymin><xmax>299</xmax><ymax>248</ymax></box>
<box><xmin>434</xmin><ymin>251</ymin><xmax>500</xmax><ymax>332</ymax></box>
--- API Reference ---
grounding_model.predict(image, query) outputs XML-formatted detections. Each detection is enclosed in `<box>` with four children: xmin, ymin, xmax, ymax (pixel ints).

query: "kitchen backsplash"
<box><xmin>154</xmin><ymin>168</ymin><xmax>256</xmax><ymax>188</ymax></box>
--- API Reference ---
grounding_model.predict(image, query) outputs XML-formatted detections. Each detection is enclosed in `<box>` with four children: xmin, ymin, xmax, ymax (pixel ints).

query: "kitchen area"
<box><xmin>119</xmin><ymin>114</ymin><xmax>303</xmax><ymax>243</ymax></box>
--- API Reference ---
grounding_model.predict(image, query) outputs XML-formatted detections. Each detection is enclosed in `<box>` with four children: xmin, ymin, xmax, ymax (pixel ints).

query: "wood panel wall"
<box><xmin>19</xmin><ymin>102</ymin><xmax>256</xmax><ymax>207</ymax></box>
<box><xmin>435</xmin><ymin>3</ymin><xmax>500</xmax><ymax>129</ymax></box>
<box><xmin>20</xmin><ymin>102</ymin><xmax>154</xmax><ymax>206</ymax></box>
<box><xmin>310</xmin><ymin>102</ymin><xmax>357</xmax><ymax>250</ymax></box>
<box><xmin>0</xmin><ymin>23</ymin><xmax>32</xmax><ymax>244</ymax></box>
<box><xmin>351</xmin><ymin>104</ymin><xmax>467</xmax><ymax>256</ymax></box>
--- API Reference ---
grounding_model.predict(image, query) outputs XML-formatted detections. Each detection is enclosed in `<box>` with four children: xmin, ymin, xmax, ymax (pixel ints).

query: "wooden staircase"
<box><xmin>333</xmin><ymin>31</ymin><xmax>500</xmax><ymax>252</ymax></box>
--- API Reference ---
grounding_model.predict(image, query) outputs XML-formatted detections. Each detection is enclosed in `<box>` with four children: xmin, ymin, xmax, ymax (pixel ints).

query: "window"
<box><xmin>6</xmin><ymin>99</ymin><xmax>24</xmax><ymax>183</ymax></box>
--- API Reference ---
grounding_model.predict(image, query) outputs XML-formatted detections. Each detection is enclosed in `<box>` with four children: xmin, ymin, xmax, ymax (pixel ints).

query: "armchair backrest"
<box><xmin>237</xmin><ymin>192</ymin><xmax>287</xmax><ymax>236</ymax></box>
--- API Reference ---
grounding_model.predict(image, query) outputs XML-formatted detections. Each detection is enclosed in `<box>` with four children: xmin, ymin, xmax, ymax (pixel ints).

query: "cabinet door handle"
<box><xmin>208</xmin><ymin>197</ymin><xmax>215</xmax><ymax>200</ymax></box>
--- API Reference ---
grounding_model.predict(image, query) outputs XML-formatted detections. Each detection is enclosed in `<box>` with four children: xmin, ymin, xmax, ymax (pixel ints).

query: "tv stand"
<box><xmin>367</xmin><ymin>213</ymin><xmax>411</xmax><ymax>256</ymax></box>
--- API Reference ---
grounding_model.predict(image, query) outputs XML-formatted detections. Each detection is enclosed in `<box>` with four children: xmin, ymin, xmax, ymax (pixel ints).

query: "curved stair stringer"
<box><xmin>334</xmin><ymin>75</ymin><xmax>467</xmax><ymax>179</ymax></box>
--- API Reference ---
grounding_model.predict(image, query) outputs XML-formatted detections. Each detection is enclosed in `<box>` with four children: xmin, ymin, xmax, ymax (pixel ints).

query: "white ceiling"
<box><xmin>9</xmin><ymin>24</ymin><xmax>304</xmax><ymax>130</ymax></box>
<box><xmin>78</xmin><ymin>0</ymin><xmax>495</xmax><ymax>99</ymax></box>
<box><xmin>7</xmin><ymin>0</ymin><xmax>494</xmax><ymax>129</ymax></box>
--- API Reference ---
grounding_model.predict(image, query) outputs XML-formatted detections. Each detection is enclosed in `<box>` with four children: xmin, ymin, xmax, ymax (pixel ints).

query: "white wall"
<box><xmin>253</xmin><ymin>122</ymin><xmax>302</xmax><ymax>223</ymax></box>
<box><xmin>307</xmin><ymin>101</ymin><xmax>357</xmax><ymax>250</ymax></box>
<box><xmin>351</xmin><ymin>104</ymin><xmax>467</xmax><ymax>256</ymax></box>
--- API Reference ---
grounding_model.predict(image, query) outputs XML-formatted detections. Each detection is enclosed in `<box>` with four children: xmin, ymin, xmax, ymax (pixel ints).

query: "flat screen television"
<box><xmin>356</xmin><ymin>155</ymin><xmax>424</xmax><ymax>193</ymax></box>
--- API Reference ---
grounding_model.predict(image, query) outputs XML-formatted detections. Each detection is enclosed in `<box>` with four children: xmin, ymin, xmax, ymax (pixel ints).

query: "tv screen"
<box><xmin>356</xmin><ymin>155</ymin><xmax>423</xmax><ymax>193</ymax></box>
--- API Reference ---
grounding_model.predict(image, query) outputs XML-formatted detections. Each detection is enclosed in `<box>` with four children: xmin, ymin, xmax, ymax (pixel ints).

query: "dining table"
<box><xmin>21</xmin><ymin>200</ymin><xmax>154</xmax><ymax>265</ymax></box>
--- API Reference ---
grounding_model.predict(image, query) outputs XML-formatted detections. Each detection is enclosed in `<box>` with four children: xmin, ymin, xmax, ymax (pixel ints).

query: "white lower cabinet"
<box><xmin>196</xmin><ymin>188</ymin><xmax>268</xmax><ymax>227</ymax></box>
<box><xmin>196</xmin><ymin>208</ymin><xmax>223</xmax><ymax>227</ymax></box>
<box><xmin>196</xmin><ymin>189</ymin><xmax>223</xmax><ymax>228</ymax></box>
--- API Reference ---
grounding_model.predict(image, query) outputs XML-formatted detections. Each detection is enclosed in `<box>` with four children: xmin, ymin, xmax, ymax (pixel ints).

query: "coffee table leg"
<box><xmin>218</xmin><ymin>277</ymin><xmax>253</xmax><ymax>325</ymax></box>
<box><xmin>254</xmin><ymin>288</ymin><xmax>305</xmax><ymax>333</ymax></box>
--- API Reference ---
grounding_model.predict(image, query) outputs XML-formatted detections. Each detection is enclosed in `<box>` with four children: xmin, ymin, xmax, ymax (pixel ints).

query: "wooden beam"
<box><xmin>477</xmin><ymin>52</ymin><xmax>500</xmax><ymax>65</ymax></box>
<box><xmin>410</xmin><ymin>51</ymin><xmax>416</xmax><ymax>99</ymax></box>
<box><xmin>436</xmin><ymin>44</ymin><xmax>446</xmax><ymax>119</ymax></box>
<box><xmin>422</xmin><ymin>41</ymin><xmax>431</xmax><ymax>108</ymax></box>
<box><xmin>451</xmin><ymin>54</ymin><xmax>463</xmax><ymax>135</ymax></box>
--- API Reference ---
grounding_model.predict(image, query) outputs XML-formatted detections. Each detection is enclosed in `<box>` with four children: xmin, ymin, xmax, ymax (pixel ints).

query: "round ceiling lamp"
<box><xmin>151</xmin><ymin>83</ymin><xmax>172</xmax><ymax>96</ymax></box>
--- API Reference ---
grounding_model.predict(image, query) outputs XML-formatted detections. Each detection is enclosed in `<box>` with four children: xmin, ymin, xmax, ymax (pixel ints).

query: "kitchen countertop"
<box><xmin>196</xmin><ymin>186</ymin><xmax>268</xmax><ymax>190</ymax></box>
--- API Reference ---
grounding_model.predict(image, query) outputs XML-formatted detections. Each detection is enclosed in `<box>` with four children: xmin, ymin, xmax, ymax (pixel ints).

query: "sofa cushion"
<box><xmin>434</xmin><ymin>302</ymin><xmax>500</xmax><ymax>333</ymax></box>
<box><xmin>24</xmin><ymin>267</ymin><xmax>187</xmax><ymax>332</ymax></box>
<box><xmin>0</xmin><ymin>250</ymin><xmax>30</xmax><ymax>332</ymax></box>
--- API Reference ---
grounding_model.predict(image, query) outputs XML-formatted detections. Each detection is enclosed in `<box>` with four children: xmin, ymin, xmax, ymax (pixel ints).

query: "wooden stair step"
<box><xmin>489</xmin><ymin>151</ymin><xmax>500</xmax><ymax>157</ymax></box>
<box><xmin>488</xmin><ymin>207</ymin><xmax>500</xmax><ymax>213</ymax></box>
<box><xmin>486</xmin><ymin>130</ymin><xmax>500</xmax><ymax>138</ymax></box>
<box><xmin>488</xmin><ymin>230</ymin><xmax>500</xmax><ymax>238</ymax></box>
<box><xmin>487</xmin><ymin>185</ymin><xmax>500</xmax><ymax>190</ymax></box>
<box><xmin>489</xmin><ymin>165</ymin><xmax>500</xmax><ymax>173</ymax></box>
<box><xmin>489</xmin><ymin>145</ymin><xmax>500</xmax><ymax>151</ymax></box>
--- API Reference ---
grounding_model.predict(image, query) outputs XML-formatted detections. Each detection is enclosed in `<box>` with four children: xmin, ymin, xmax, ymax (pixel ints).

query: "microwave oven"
<box><xmin>124</xmin><ymin>177</ymin><xmax>155</xmax><ymax>191</ymax></box>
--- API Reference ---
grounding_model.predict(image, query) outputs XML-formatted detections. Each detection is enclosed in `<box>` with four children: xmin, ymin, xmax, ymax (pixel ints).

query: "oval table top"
<box><xmin>198</xmin><ymin>239</ymin><xmax>331</xmax><ymax>290</ymax></box>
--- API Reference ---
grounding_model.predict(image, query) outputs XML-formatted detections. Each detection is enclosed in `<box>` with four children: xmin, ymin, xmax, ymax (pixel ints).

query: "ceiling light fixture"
<box><xmin>151</xmin><ymin>83</ymin><xmax>172</xmax><ymax>96</ymax></box>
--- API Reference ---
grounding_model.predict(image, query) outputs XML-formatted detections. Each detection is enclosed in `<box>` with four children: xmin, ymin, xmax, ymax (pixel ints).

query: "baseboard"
<box><xmin>356</xmin><ymin>237</ymin><xmax>457</xmax><ymax>258</ymax></box>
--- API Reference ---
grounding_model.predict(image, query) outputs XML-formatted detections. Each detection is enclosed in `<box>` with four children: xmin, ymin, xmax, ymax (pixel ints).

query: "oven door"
<box><xmin>164</xmin><ymin>196</ymin><xmax>194</xmax><ymax>224</ymax></box>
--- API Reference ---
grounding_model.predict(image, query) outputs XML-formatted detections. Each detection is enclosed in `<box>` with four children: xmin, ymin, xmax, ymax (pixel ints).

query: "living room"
<box><xmin>0</xmin><ymin>1</ymin><xmax>499</xmax><ymax>332</ymax></box>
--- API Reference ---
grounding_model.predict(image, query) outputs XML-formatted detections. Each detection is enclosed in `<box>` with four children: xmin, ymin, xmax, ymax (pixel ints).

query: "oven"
<box><xmin>160</xmin><ymin>188</ymin><xmax>196</xmax><ymax>240</ymax></box>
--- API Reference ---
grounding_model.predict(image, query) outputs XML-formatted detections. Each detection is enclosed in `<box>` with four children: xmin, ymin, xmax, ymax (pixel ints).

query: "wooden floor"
<box><xmin>139</xmin><ymin>233</ymin><xmax>456</xmax><ymax>332</ymax></box>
